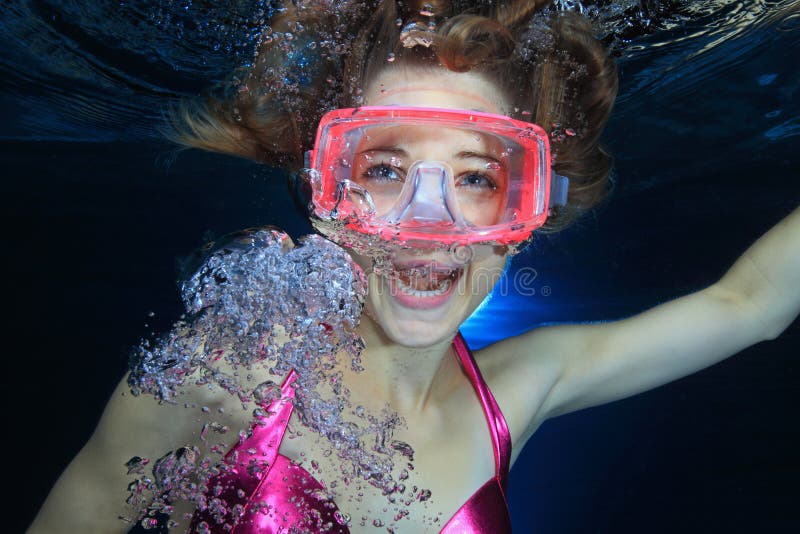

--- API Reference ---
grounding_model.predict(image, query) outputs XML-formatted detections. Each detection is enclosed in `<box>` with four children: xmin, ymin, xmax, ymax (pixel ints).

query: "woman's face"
<box><xmin>347</xmin><ymin>67</ymin><xmax>514</xmax><ymax>348</ymax></box>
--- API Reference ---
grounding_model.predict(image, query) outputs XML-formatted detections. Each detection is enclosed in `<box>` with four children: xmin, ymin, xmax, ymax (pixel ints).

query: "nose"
<box><xmin>384</xmin><ymin>162</ymin><xmax>466</xmax><ymax>228</ymax></box>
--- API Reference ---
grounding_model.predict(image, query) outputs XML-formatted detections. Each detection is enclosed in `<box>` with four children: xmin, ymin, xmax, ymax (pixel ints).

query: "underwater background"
<box><xmin>2</xmin><ymin>1</ymin><xmax>799</xmax><ymax>532</ymax></box>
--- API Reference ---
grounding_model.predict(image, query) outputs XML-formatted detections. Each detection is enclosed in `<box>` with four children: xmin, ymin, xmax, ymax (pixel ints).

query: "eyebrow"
<box><xmin>357</xmin><ymin>147</ymin><xmax>504</xmax><ymax>167</ymax></box>
<box><xmin>456</xmin><ymin>150</ymin><xmax>503</xmax><ymax>167</ymax></box>
<box><xmin>357</xmin><ymin>146</ymin><xmax>407</xmax><ymax>156</ymax></box>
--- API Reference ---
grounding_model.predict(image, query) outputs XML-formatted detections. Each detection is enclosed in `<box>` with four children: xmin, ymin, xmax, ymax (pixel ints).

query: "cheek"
<box><xmin>465</xmin><ymin>250</ymin><xmax>509</xmax><ymax>296</ymax></box>
<box><xmin>463</xmin><ymin>195</ymin><xmax>505</xmax><ymax>226</ymax></box>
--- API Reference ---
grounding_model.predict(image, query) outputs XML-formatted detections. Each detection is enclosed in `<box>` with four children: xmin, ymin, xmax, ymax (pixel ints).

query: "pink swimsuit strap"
<box><xmin>452</xmin><ymin>332</ymin><xmax>512</xmax><ymax>490</ymax></box>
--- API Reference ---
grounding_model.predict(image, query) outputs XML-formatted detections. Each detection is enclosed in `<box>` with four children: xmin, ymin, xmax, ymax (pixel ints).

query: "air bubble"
<box><xmin>125</xmin><ymin>456</ymin><xmax>150</xmax><ymax>475</ymax></box>
<box><xmin>334</xmin><ymin>510</ymin><xmax>351</xmax><ymax>526</ymax></box>
<box><xmin>140</xmin><ymin>517</ymin><xmax>159</xmax><ymax>529</ymax></box>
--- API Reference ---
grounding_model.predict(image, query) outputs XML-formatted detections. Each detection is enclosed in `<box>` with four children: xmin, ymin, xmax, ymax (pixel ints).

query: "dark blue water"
<box><xmin>3</xmin><ymin>1</ymin><xmax>799</xmax><ymax>532</ymax></box>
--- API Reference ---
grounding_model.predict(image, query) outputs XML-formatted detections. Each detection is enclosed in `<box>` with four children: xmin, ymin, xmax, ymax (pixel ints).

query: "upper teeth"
<box><xmin>396</xmin><ymin>277</ymin><xmax>452</xmax><ymax>297</ymax></box>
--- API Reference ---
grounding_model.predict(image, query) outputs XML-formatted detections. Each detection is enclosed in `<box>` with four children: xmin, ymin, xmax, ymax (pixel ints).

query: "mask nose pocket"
<box><xmin>383</xmin><ymin>162</ymin><xmax>467</xmax><ymax>229</ymax></box>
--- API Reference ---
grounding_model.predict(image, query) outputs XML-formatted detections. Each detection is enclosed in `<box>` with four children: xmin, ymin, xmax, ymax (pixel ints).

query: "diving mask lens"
<box><xmin>308</xmin><ymin>107</ymin><xmax>559</xmax><ymax>245</ymax></box>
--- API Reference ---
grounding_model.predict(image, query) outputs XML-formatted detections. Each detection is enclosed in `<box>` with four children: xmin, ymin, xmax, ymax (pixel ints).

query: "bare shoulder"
<box><xmin>29</xmin><ymin>372</ymin><xmax>243</xmax><ymax>533</ymax></box>
<box><xmin>96</xmin><ymin>374</ymin><xmax>220</xmax><ymax>454</ymax></box>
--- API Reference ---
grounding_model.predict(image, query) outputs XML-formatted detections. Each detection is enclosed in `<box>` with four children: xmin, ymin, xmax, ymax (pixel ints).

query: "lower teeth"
<box><xmin>395</xmin><ymin>277</ymin><xmax>452</xmax><ymax>297</ymax></box>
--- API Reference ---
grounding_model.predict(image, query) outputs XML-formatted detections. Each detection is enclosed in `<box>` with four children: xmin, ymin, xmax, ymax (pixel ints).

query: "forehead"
<box><xmin>364</xmin><ymin>67</ymin><xmax>511</xmax><ymax>115</ymax></box>
<box><xmin>357</xmin><ymin>124</ymin><xmax>507</xmax><ymax>156</ymax></box>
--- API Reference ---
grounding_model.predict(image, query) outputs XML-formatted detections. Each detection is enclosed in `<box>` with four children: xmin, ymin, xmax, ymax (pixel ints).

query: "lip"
<box><xmin>386</xmin><ymin>266</ymin><xmax>462</xmax><ymax>310</ymax></box>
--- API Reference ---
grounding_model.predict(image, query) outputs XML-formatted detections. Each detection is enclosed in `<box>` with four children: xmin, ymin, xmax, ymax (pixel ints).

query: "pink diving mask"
<box><xmin>305</xmin><ymin>106</ymin><xmax>568</xmax><ymax>246</ymax></box>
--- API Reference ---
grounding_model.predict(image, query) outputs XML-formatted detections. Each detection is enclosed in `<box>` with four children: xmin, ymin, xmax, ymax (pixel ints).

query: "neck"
<box><xmin>341</xmin><ymin>314</ymin><xmax>462</xmax><ymax>416</ymax></box>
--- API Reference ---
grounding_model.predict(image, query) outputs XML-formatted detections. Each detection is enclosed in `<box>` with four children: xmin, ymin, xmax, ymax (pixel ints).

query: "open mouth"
<box><xmin>390</xmin><ymin>265</ymin><xmax>464</xmax><ymax>298</ymax></box>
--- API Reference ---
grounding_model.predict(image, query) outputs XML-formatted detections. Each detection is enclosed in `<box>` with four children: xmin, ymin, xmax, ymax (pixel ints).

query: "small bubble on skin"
<box><xmin>140</xmin><ymin>517</ymin><xmax>159</xmax><ymax>529</ymax></box>
<box><xmin>419</xmin><ymin>4</ymin><xmax>435</xmax><ymax>17</ymax></box>
<box><xmin>125</xmin><ymin>456</ymin><xmax>150</xmax><ymax>475</ymax></box>
<box><xmin>253</xmin><ymin>380</ymin><xmax>281</xmax><ymax>405</ymax></box>
<box><xmin>387</xmin><ymin>52</ymin><xmax>396</xmax><ymax>62</ymax></box>
<box><xmin>334</xmin><ymin>510</ymin><xmax>351</xmax><ymax>526</ymax></box>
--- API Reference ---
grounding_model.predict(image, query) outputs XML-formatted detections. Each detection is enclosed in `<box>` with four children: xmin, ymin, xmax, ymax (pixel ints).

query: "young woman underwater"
<box><xmin>30</xmin><ymin>1</ymin><xmax>799</xmax><ymax>533</ymax></box>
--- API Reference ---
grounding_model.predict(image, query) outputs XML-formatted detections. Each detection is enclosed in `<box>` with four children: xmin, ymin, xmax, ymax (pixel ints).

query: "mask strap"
<box><xmin>549</xmin><ymin>172</ymin><xmax>570</xmax><ymax>207</ymax></box>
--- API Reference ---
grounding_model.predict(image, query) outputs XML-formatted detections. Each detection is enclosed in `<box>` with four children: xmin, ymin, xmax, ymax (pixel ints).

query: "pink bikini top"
<box><xmin>190</xmin><ymin>332</ymin><xmax>512</xmax><ymax>533</ymax></box>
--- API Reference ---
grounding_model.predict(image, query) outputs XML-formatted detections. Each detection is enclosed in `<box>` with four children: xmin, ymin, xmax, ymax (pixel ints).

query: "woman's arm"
<box><xmin>501</xmin><ymin>204</ymin><xmax>799</xmax><ymax>430</ymax></box>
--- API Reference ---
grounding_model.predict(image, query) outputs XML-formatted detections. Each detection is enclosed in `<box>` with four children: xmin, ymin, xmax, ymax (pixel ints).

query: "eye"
<box><xmin>361</xmin><ymin>164</ymin><xmax>404</xmax><ymax>182</ymax></box>
<box><xmin>456</xmin><ymin>172</ymin><xmax>497</xmax><ymax>191</ymax></box>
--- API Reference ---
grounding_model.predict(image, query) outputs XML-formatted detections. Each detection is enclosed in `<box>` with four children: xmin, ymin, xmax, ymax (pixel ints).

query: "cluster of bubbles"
<box><xmin>549</xmin><ymin>0</ymin><xmax>732</xmax><ymax>52</ymax></box>
<box><xmin>125</xmin><ymin>228</ymin><xmax>430</xmax><ymax>531</ymax></box>
<box><xmin>128</xmin><ymin>227</ymin><xmax>366</xmax><ymax>401</ymax></box>
<box><xmin>139</xmin><ymin>0</ymin><xmax>277</xmax><ymax>68</ymax></box>
<box><xmin>217</xmin><ymin>0</ymin><xmax>704</xmax><ymax>117</ymax></box>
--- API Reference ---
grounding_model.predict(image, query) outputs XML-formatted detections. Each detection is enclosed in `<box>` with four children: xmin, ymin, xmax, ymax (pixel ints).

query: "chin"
<box><xmin>379</xmin><ymin>314</ymin><xmax>461</xmax><ymax>348</ymax></box>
